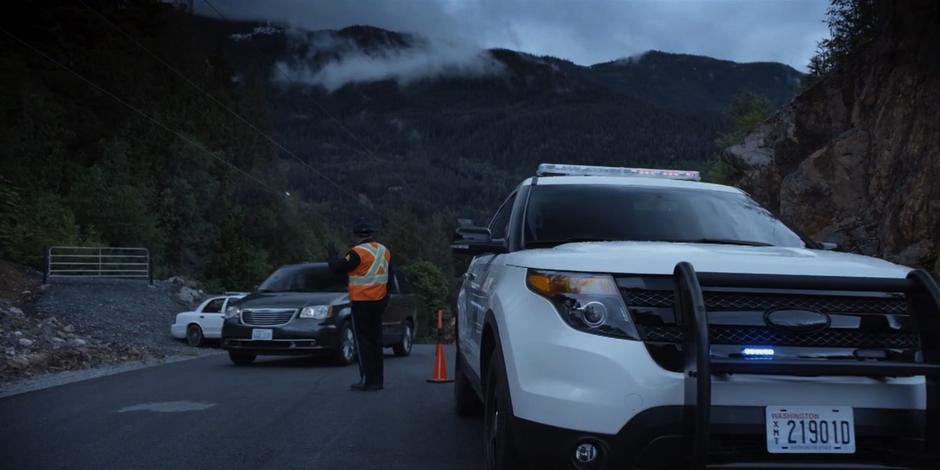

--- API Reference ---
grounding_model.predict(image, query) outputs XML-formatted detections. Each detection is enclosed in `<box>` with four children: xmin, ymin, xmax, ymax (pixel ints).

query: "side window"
<box><xmin>489</xmin><ymin>194</ymin><xmax>517</xmax><ymax>240</ymax></box>
<box><xmin>203</xmin><ymin>298</ymin><xmax>225</xmax><ymax>313</ymax></box>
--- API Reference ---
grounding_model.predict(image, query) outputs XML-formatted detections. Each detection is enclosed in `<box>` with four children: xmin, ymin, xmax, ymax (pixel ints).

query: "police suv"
<box><xmin>452</xmin><ymin>163</ymin><xmax>940</xmax><ymax>470</ymax></box>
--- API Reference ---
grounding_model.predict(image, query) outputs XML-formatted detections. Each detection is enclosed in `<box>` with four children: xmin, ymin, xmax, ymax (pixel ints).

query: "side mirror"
<box><xmin>451</xmin><ymin>226</ymin><xmax>507</xmax><ymax>255</ymax></box>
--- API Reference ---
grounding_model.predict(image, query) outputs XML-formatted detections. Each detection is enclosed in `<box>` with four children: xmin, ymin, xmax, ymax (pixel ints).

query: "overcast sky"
<box><xmin>198</xmin><ymin>0</ymin><xmax>830</xmax><ymax>71</ymax></box>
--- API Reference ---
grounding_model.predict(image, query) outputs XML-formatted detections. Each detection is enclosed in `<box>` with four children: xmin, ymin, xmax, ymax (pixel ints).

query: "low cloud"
<box><xmin>274</xmin><ymin>33</ymin><xmax>505</xmax><ymax>92</ymax></box>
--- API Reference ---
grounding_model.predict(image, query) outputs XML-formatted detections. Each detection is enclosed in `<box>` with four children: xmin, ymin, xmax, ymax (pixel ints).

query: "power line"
<box><xmin>77</xmin><ymin>0</ymin><xmax>357</xmax><ymax>202</ymax></box>
<box><xmin>0</xmin><ymin>25</ymin><xmax>287</xmax><ymax>200</ymax></box>
<box><xmin>201</xmin><ymin>0</ymin><xmax>385</xmax><ymax>162</ymax></box>
<box><xmin>85</xmin><ymin>0</ymin><xmax>422</xmax><ymax>242</ymax></box>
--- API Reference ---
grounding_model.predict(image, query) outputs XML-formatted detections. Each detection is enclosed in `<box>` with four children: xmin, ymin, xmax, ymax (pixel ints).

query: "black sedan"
<box><xmin>221</xmin><ymin>263</ymin><xmax>416</xmax><ymax>365</ymax></box>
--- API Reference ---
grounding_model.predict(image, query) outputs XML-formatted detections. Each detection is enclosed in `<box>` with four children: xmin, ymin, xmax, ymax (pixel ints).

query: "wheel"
<box><xmin>186</xmin><ymin>324</ymin><xmax>204</xmax><ymax>347</ymax></box>
<box><xmin>454</xmin><ymin>343</ymin><xmax>483</xmax><ymax>416</ymax></box>
<box><xmin>333</xmin><ymin>322</ymin><xmax>357</xmax><ymax>365</ymax></box>
<box><xmin>483</xmin><ymin>348</ymin><xmax>526</xmax><ymax>470</ymax></box>
<box><xmin>228</xmin><ymin>351</ymin><xmax>256</xmax><ymax>365</ymax></box>
<box><xmin>392</xmin><ymin>321</ymin><xmax>414</xmax><ymax>356</ymax></box>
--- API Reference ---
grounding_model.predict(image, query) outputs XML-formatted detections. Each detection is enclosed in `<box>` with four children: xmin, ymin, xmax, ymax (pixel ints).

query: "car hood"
<box><xmin>506</xmin><ymin>241</ymin><xmax>912</xmax><ymax>278</ymax></box>
<box><xmin>233</xmin><ymin>292</ymin><xmax>348</xmax><ymax>309</ymax></box>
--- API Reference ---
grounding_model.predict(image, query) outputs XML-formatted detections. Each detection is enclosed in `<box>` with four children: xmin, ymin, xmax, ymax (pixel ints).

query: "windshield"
<box><xmin>257</xmin><ymin>265</ymin><xmax>347</xmax><ymax>293</ymax></box>
<box><xmin>524</xmin><ymin>184</ymin><xmax>807</xmax><ymax>248</ymax></box>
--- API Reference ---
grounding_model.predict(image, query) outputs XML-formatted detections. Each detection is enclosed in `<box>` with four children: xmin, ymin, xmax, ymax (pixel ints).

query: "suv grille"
<box><xmin>623</xmin><ymin>289</ymin><xmax>907</xmax><ymax>314</ymax></box>
<box><xmin>621</xmin><ymin>287</ymin><xmax>916</xmax><ymax>350</ymax></box>
<box><xmin>242</xmin><ymin>309</ymin><xmax>295</xmax><ymax>326</ymax></box>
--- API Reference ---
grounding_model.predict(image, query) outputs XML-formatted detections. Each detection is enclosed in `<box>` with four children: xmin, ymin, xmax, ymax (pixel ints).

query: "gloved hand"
<box><xmin>327</xmin><ymin>241</ymin><xmax>339</xmax><ymax>261</ymax></box>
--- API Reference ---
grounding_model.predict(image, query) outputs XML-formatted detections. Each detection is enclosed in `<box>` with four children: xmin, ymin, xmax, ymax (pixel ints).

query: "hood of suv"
<box><xmin>234</xmin><ymin>292</ymin><xmax>347</xmax><ymax>309</ymax></box>
<box><xmin>507</xmin><ymin>241</ymin><xmax>911</xmax><ymax>278</ymax></box>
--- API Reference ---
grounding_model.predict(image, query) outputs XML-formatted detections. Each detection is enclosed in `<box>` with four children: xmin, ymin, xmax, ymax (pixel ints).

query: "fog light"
<box><xmin>574</xmin><ymin>442</ymin><xmax>599</xmax><ymax>465</ymax></box>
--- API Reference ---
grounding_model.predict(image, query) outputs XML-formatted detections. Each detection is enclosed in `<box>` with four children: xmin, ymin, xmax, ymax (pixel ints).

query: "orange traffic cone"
<box><xmin>427</xmin><ymin>309</ymin><xmax>454</xmax><ymax>383</ymax></box>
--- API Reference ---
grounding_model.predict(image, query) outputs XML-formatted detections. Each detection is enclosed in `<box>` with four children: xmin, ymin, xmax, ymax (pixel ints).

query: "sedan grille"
<box><xmin>242</xmin><ymin>309</ymin><xmax>296</xmax><ymax>326</ymax></box>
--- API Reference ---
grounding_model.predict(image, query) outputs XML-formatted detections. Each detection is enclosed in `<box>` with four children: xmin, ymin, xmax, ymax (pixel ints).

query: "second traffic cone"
<box><xmin>427</xmin><ymin>309</ymin><xmax>454</xmax><ymax>383</ymax></box>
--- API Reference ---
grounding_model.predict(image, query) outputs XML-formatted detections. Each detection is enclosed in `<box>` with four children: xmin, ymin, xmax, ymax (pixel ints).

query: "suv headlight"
<box><xmin>224</xmin><ymin>306</ymin><xmax>241</xmax><ymax>319</ymax></box>
<box><xmin>299</xmin><ymin>305</ymin><xmax>331</xmax><ymax>320</ymax></box>
<box><xmin>527</xmin><ymin>269</ymin><xmax>639</xmax><ymax>340</ymax></box>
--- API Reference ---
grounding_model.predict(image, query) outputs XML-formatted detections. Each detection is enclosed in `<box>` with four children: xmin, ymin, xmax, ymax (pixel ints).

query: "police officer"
<box><xmin>328</xmin><ymin>219</ymin><xmax>391</xmax><ymax>392</ymax></box>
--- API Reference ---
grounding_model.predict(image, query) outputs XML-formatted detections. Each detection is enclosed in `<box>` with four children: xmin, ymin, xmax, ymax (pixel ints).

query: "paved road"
<box><xmin>0</xmin><ymin>345</ymin><xmax>482</xmax><ymax>470</ymax></box>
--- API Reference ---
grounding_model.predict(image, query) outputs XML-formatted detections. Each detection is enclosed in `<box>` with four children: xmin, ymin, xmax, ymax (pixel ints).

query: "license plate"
<box><xmin>766</xmin><ymin>406</ymin><xmax>855</xmax><ymax>454</ymax></box>
<box><xmin>251</xmin><ymin>329</ymin><xmax>273</xmax><ymax>340</ymax></box>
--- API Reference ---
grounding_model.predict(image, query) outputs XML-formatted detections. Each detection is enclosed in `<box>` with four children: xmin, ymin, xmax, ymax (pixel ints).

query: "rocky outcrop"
<box><xmin>723</xmin><ymin>0</ymin><xmax>940</xmax><ymax>277</ymax></box>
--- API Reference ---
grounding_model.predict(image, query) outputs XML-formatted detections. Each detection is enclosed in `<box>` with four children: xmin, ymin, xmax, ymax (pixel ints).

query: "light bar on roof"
<box><xmin>537</xmin><ymin>163</ymin><xmax>701</xmax><ymax>181</ymax></box>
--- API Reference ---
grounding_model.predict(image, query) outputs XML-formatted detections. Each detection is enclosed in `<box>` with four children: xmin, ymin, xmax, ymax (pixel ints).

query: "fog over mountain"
<box><xmin>273</xmin><ymin>28</ymin><xmax>505</xmax><ymax>91</ymax></box>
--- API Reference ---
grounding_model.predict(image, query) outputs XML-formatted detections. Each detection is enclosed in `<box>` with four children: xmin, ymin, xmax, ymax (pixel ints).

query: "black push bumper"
<box><xmin>670</xmin><ymin>264</ymin><xmax>940</xmax><ymax>469</ymax></box>
<box><xmin>512</xmin><ymin>406</ymin><xmax>928</xmax><ymax>470</ymax></box>
<box><xmin>221</xmin><ymin>319</ymin><xmax>343</xmax><ymax>355</ymax></box>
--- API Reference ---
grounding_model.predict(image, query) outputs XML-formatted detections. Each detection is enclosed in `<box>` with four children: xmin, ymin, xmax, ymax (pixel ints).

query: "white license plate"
<box><xmin>766</xmin><ymin>406</ymin><xmax>855</xmax><ymax>454</ymax></box>
<box><xmin>251</xmin><ymin>329</ymin><xmax>273</xmax><ymax>340</ymax></box>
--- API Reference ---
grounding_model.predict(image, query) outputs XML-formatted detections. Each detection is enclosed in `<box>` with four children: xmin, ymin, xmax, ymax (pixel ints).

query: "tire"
<box><xmin>483</xmin><ymin>348</ymin><xmax>526</xmax><ymax>470</ymax></box>
<box><xmin>392</xmin><ymin>320</ymin><xmax>414</xmax><ymax>357</ymax></box>
<box><xmin>454</xmin><ymin>344</ymin><xmax>483</xmax><ymax>417</ymax></box>
<box><xmin>228</xmin><ymin>351</ymin><xmax>256</xmax><ymax>365</ymax></box>
<box><xmin>333</xmin><ymin>322</ymin><xmax>357</xmax><ymax>366</ymax></box>
<box><xmin>186</xmin><ymin>324</ymin><xmax>204</xmax><ymax>347</ymax></box>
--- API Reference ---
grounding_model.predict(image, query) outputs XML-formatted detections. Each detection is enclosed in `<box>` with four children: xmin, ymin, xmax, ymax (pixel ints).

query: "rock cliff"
<box><xmin>724</xmin><ymin>0</ymin><xmax>940</xmax><ymax>276</ymax></box>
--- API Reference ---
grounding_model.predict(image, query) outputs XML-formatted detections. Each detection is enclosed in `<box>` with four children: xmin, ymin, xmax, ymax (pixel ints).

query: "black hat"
<box><xmin>352</xmin><ymin>218</ymin><xmax>375</xmax><ymax>235</ymax></box>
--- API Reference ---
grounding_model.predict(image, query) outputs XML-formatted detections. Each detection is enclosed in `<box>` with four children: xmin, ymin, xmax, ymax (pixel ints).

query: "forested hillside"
<box><xmin>1</xmin><ymin>1</ymin><xmax>802</xmax><ymax>294</ymax></box>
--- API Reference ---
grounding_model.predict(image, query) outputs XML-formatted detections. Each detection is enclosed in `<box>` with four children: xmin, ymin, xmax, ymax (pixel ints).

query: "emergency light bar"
<box><xmin>537</xmin><ymin>163</ymin><xmax>701</xmax><ymax>181</ymax></box>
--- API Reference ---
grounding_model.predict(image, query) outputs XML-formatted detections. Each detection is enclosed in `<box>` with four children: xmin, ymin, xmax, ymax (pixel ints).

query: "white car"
<box><xmin>171</xmin><ymin>293</ymin><xmax>247</xmax><ymax>346</ymax></box>
<box><xmin>452</xmin><ymin>163</ymin><xmax>940</xmax><ymax>469</ymax></box>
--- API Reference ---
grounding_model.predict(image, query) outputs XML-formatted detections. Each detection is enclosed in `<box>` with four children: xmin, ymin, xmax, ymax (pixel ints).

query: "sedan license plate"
<box><xmin>251</xmin><ymin>329</ymin><xmax>273</xmax><ymax>341</ymax></box>
<box><xmin>766</xmin><ymin>406</ymin><xmax>855</xmax><ymax>454</ymax></box>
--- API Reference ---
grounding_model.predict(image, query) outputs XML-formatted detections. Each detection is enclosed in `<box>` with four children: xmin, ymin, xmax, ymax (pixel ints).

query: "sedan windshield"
<box><xmin>258</xmin><ymin>265</ymin><xmax>347</xmax><ymax>293</ymax></box>
<box><xmin>524</xmin><ymin>184</ymin><xmax>807</xmax><ymax>248</ymax></box>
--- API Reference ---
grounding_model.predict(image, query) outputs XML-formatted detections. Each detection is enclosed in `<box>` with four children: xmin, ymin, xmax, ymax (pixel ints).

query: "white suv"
<box><xmin>452</xmin><ymin>163</ymin><xmax>940</xmax><ymax>470</ymax></box>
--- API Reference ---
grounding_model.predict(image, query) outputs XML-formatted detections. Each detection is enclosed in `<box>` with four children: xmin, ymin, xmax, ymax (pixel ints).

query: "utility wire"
<box><xmin>201</xmin><ymin>0</ymin><xmax>385</xmax><ymax>162</ymax></box>
<box><xmin>77</xmin><ymin>0</ymin><xmax>360</xmax><ymax>203</ymax></box>
<box><xmin>0</xmin><ymin>25</ymin><xmax>288</xmax><ymax>200</ymax></box>
<box><xmin>85</xmin><ymin>0</ymin><xmax>427</xmax><ymax>245</ymax></box>
<box><xmin>122</xmin><ymin>0</ymin><xmax>430</xmax><ymax>247</ymax></box>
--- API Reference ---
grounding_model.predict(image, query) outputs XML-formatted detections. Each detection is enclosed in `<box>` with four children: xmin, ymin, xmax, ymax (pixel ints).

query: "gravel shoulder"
<box><xmin>34</xmin><ymin>277</ymin><xmax>201</xmax><ymax>356</ymax></box>
<box><xmin>1</xmin><ymin>262</ymin><xmax>215</xmax><ymax>383</ymax></box>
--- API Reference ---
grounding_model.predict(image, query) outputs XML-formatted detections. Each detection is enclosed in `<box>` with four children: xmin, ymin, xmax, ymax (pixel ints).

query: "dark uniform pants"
<box><xmin>351</xmin><ymin>298</ymin><xmax>387</xmax><ymax>385</ymax></box>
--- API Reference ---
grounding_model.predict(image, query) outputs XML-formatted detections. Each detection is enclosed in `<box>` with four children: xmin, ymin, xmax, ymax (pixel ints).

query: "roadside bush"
<box><xmin>0</xmin><ymin>180</ymin><xmax>85</xmax><ymax>267</ymax></box>
<box><xmin>402</xmin><ymin>261</ymin><xmax>452</xmax><ymax>342</ymax></box>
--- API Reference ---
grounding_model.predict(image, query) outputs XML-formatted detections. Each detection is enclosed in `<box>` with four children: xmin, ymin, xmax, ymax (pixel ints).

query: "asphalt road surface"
<box><xmin>0</xmin><ymin>345</ymin><xmax>482</xmax><ymax>470</ymax></box>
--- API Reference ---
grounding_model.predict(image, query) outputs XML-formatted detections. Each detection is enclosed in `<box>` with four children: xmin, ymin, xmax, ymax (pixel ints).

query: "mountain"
<box><xmin>0</xmin><ymin>1</ymin><xmax>804</xmax><ymax>290</ymax></box>
<box><xmin>723</xmin><ymin>0</ymin><xmax>940</xmax><ymax>277</ymax></box>
<box><xmin>586</xmin><ymin>51</ymin><xmax>803</xmax><ymax>114</ymax></box>
<box><xmin>205</xmin><ymin>20</ymin><xmax>803</xmax><ymax>221</ymax></box>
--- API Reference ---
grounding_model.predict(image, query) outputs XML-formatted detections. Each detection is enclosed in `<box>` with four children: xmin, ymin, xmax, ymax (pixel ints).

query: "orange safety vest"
<box><xmin>348</xmin><ymin>241</ymin><xmax>391</xmax><ymax>301</ymax></box>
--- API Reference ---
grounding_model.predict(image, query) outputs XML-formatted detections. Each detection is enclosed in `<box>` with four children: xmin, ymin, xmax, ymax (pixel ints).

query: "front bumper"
<box><xmin>170</xmin><ymin>323</ymin><xmax>186</xmax><ymax>339</ymax></box>
<box><xmin>512</xmin><ymin>406</ymin><xmax>930</xmax><ymax>470</ymax></box>
<box><xmin>221</xmin><ymin>319</ymin><xmax>343</xmax><ymax>355</ymax></box>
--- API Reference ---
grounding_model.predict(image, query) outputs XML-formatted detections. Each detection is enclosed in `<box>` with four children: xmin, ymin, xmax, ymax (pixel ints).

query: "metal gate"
<box><xmin>44</xmin><ymin>246</ymin><xmax>152</xmax><ymax>284</ymax></box>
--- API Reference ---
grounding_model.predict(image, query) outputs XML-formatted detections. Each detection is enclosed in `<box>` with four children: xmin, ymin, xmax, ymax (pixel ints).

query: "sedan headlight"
<box><xmin>299</xmin><ymin>305</ymin><xmax>332</xmax><ymax>320</ymax></box>
<box><xmin>526</xmin><ymin>269</ymin><xmax>639</xmax><ymax>340</ymax></box>
<box><xmin>224</xmin><ymin>305</ymin><xmax>241</xmax><ymax>319</ymax></box>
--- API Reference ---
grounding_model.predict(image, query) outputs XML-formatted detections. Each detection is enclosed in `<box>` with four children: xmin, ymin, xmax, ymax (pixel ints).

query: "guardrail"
<box><xmin>44</xmin><ymin>246</ymin><xmax>152</xmax><ymax>285</ymax></box>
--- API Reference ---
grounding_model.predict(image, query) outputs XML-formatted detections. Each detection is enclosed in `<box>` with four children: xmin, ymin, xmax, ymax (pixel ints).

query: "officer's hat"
<box><xmin>352</xmin><ymin>218</ymin><xmax>375</xmax><ymax>235</ymax></box>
